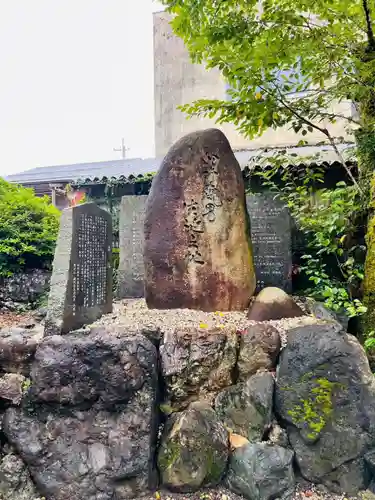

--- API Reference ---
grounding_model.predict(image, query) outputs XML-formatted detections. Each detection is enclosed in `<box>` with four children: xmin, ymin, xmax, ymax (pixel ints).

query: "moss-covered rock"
<box><xmin>215</xmin><ymin>372</ymin><xmax>274</xmax><ymax>442</ymax></box>
<box><xmin>160</xmin><ymin>327</ymin><xmax>238</xmax><ymax>410</ymax></box>
<box><xmin>275</xmin><ymin>322</ymin><xmax>375</xmax><ymax>492</ymax></box>
<box><xmin>363</xmin><ymin>212</ymin><xmax>375</xmax><ymax>339</ymax></box>
<box><xmin>157</xmin><ymin>401</ymin><xmax>229</xmax><ymax>492</ymax></box>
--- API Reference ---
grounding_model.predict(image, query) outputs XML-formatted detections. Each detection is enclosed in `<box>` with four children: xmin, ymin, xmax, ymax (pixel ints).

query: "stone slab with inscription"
<box><xmin>44</xmin><ymin>203</ymin><xmax>113</xmax><ymax>335</ymax></box>
<box><xmin>246</xmin><ymin>193</ymin><xmax>292</xmax><ymax>293</ymax></box>
<box><xmin>117</xmin><ymin>195</ymin><xmax>147</xmax><ymax>298</ymax></box>
<box><xmin>144</xmin><ymin>128</ymin><xmax>256</xmax><ymax>311</ymax></box>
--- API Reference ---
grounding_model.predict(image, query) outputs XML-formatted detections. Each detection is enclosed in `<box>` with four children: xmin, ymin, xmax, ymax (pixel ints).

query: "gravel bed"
<box><xmin>140</xmin><ymin>481</ymin><xmax>361</xmax><ymax>500</ymax></box>
<box><xmin>146</xmin><ymin>487</ymin><xmax>243</xmax><ymax>500</ymax></box>
<box><xmin>95</xmin><ymin>299</ymin><xmax>319</xmax><ymax>345</ymax></box>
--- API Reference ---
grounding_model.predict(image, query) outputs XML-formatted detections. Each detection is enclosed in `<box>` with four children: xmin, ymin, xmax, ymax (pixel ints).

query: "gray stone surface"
<box><xmin>160</xmin><ymin>326</ymin><xmax>238</xmax><ymax>411</ymax></box>
<box><xmin>0</xmin><ymin>327</ymin><xmax>42</xmax><ymax>376</ymax></box>
<box><xmin>215</xmin><ymin>372</ymin><xmax>274</xmax><ymax>442</ymax></box>
<box><xmin>246</xmin><ymin>193</ymin><xmax>292</xmax><ymax>292</ymax></box>
<box><xmin>117</xmin><ymin>195</ymin><xmax>147</xmax><ymax>298</ymax></box>
<box><xmin>0</xmin><ymin>453</ymin><xmax>40</xmax><ymax>500</ymax></box>
<box><xmin>237</xmin><ymin>323</ymin><xmax>281</xmax><ymax>381</ymax></box>
<box><xmin>4</xmin><ymin>328</ymin><xmax>159</xmax><ymax>500</ymax></box>
<box><xmin>226</xmin><ymin>443</ymin><xmax>295</xmax><ymax>500</ymax></box>
<box><xmin>268</xmin><ymin>422</ymin><xmax>290</xmax><ymax>448</ymax></box>
<box><xmin>0</xmin><ymin>373</ymin><xmax>25</xmax><ymax>405</ymax></box>
<box><xmin>0</xmin><ymin>270</ymin><xmax>51</xmax><ymax>308</ymax></box>
<box><xmin>321</xmin><ymin>457</ymin><xmax>370</xmax><ymax>495</ymax></box>
<box><xmin>44</xmin><ymin>203</ymin><xmax>113</xmax><ymax>336</ymax></box>
<box><xmin>158</xmin><ymin>401</ymin><xmax>228</xmax><ymax>492</ymax></box>
<box><xmin>275</xmin><ymin>322</ymin><xmax>375</xmax><ymax>490</ymax></box>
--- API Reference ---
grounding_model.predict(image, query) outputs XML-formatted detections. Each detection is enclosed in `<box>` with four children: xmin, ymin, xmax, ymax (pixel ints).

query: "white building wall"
<box><xmin>153</xmin><ymin>11</ymin><xmax>352</xmax><ymax>157</ymax></box>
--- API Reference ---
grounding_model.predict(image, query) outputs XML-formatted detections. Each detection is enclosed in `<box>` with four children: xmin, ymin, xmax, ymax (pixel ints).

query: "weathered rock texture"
<box><xmin>144</xmin><ymin>128</ymin><xmax>256</xmax><ymax>311</ymax></box>
<box><xmin>160</xmin><ymin>327</ymin><xmax>238</xmax><ymax>411</ymax></box>
<box><xmin>226</xmin><ymin>443</ymin><xmax>295</xmax><ymax>500</ymax></box>
<box><xmin>3</xmin><ymin>309</ymin><xmax>375</xmax><ymax>497</ymax></box>
<box><xmin>3</xmin><ymin>328</ymin><xmax>159</xmax><ymax>500</ymax></box>
<box><xmin>158</xmin><ymin>402</ymin><xmax>228</xmax><ymax>492</ymax></box>
<box><xmin>0</xmin><ymin>327</ymin><xmax>42</xmax><ymax>376</ymax></box>
<box><xmin>0</xmin><ymin>452</ymin><xmax>40</xmax><ymax>500</ymax></box>
<box><xmin>215</xmin><ymin>372</ymin><xmax>274</xmax><ymax>442</ymax></box>
<box><xmin>237</xmin><ymin>324</ymin><xmax>280</xmax><ymax>381</ymax></box>
<box><xmin>0</xmin><ymin>373</ymin><xmax>25</xmax><ymax>405</ymax></box>
<box><xmin>305</xmin><ymin>298</ymin><xmax>349</xmax><ymax>331</ymax></box>
<box><xmin>0</xmin><ymin>270</ymin><xmax>50</xmax><ymax>311</ymax></box>
<box><xmin>275</xmin><ymin>322</ymin><xmax>375</xmax><ymax>493</ymax></box>
<box><xmin>248</xmin><ymin>287</ymin><xmax>304</xmax><ymax>321</ymax></box>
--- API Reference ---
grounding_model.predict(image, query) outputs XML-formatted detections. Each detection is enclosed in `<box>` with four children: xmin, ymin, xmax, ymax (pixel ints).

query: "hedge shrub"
<box><xmin>0</xmin><ymin>178</ymin><xmax>60</xmax><ymax>276</ymax></box>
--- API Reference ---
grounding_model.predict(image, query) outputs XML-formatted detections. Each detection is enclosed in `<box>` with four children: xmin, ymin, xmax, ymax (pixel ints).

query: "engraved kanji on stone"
<box><xmin>117</xmin><ymin>196</ymin><xmax>147</xmax><ymax>298</ymax></box>
<box><xmin>45</xmin><ymin>203</ymin><xmax>113</xmax><ymax>335</ymax></box>
<box><xmin>246</xmin><ymin>193</ymin><xmax>292</xmax><ymax>292</ymax></box>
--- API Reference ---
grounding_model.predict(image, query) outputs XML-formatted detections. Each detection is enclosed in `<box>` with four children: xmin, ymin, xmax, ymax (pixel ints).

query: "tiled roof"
<box><xmin>4</xmin><ymin>157</ymin><xmax>160</xmax><ymax>184</ymax></box>
<box><xmin>4</xmin><ymin>144</ymin><xmax>355</xmax><ymax>185</ymax></box>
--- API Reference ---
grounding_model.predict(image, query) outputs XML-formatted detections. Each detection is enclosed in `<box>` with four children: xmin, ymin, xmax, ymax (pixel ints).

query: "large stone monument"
<box><xmin>117</xmin><ymin>195</ymin><xmax>147</xmax><ymax>298</ymax></box>
<box><xmin>44</xmin><ymin>203</ymin><xmax>113</xmax><ymax>335</ymax></box>
<box><xmin>144</xmin><ymin>128</ymin><xmax>256</xmax><ymax>311</ymax></box>
<box><xmin>246</xmin><ymin>193</ymin><xmax>292</xmax><ymax>292</ymax></box>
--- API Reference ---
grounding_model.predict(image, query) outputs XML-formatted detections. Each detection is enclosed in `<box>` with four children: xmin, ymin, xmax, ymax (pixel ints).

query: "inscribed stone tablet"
<box><xmin>44</xmin><ymin>203</ymin><xmax>113</xmax><ymax>335</ymax></box>
<box><xmin>117</xmin><ymin>195</ymin><xmax>147</xmax><ymax>298</ymax></box>
<box><xmin>246</xmin><ymin>193</ymin><xmax>292</xmax><ymax>292</ymax></box>
<box><xmin>144</xmin><ymin>128</ymin><xmax>256</xmax><ymax>311</ymax></box>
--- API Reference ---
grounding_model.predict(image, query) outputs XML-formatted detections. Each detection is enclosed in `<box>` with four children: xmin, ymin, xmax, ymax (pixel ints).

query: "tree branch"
<box><xmin>259</xmin><ymin>83</ymin><xmax>331</xmax><ymax>135</ymax></box>
<box><xmin>259</xmin><ymin>83</ymin><xmax>362</xmax><ymax>191</ymax></box>
<box><xmin>325</xmin><ymin>132</ymin><xmax>360</xmax><ymax>191</ymax></box>
<box><xmin>363</xmin><ymin>0</ymin><xmax>375</xmax><ymax>51</ymax></box>
<box><xmin>316</xmin><ymin>111</ymin><xmax>361</xmax><ymax>126</ymax></box>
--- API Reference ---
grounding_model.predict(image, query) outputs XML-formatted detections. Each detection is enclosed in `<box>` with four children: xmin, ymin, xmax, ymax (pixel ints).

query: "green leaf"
<box><xmin>0</xmin><ymin>178</ymin><xmax>60</xmax><ymax>276</ymax></box>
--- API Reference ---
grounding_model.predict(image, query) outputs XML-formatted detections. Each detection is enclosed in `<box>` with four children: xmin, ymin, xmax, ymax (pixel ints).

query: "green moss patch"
<box><xmin>287</xmin><ymin>377</ymin><xmax>341</xmax><ymax>440</ymax></box>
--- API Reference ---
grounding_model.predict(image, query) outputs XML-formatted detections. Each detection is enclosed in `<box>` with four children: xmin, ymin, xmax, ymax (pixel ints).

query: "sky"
<box><xmin>0</xmin><ymin>0</ymin><xmax>164</xmax><ymax>176</ymax></box>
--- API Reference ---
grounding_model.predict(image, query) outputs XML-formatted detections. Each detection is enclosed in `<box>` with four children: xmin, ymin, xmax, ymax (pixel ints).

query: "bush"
<box><xmin>251</xmin><ymin>154</ymin><xmax>366</xmax><ymax>319</ymax></box>
<box><xmin>0</xmin><ymin>178</ymin><xmax>60</xmax><ymax>276</ymax></box>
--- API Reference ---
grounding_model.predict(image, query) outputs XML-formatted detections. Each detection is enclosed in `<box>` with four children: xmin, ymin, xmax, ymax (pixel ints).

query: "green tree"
<box><xmin>0</xmin><ymin>178</ymin><xmax>60</xmax><ymax>276</ymax></box>
<box><xmin>161</xmin><ymin>0</ymin><xmax>375</xmax><ymax>331</ymax></box>
<box><xmin>161</xmin><ymin>0</ymin><xmax>374</xmax><ymax>179</ymax></box>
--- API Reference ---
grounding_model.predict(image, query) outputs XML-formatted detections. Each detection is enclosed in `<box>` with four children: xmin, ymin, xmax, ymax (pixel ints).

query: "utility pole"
<box><xmin>113</xmin><ymin>138</ymin><xmax>129</xmax><ymax>159</ymax></box>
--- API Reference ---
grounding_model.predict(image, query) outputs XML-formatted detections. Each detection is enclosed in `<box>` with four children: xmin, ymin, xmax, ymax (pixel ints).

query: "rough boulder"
<box><xmin>275</xmin><ymin>321</ymin><xmax>375</xmax><ymax>494</ymax></box>
<box><xmin>0</xmin><ymin>326</ymin><xmax>41</xmax><ymax>375</ymax></box>
<box><xmin>226</xmin><ymin>443</ymin><xmax>295</xmax><ymax>500</ymax></box>
<box><xmin>3</xmin><ymin>327</ymin><xmax>159</xmax><ymax>500</ymax></box>
<box><xmin>158</xmin><ymin>402</ymin><xmax>228</xmax><ymax>492</ymax></box>
<box><xmin>160</xmin><ymin>326</ymin><xmax>238</xmax><ymax>411</ymax></box>
<box><xmin>144</xmin><ymin>128</ymin><xmax>256</xmax><ymax>311</ymax></box>
<box><xmin>215</xmin><ymin>372</ymin><xmax>274</xmax><ymax>442</ymax></box>
<box><xmin>248</xmin><ymin>287</ymin><xmax>304</xmax><ymax>321</ymax></box>
<box><xmin>237</xmin><ymin>323</ymin><xmax>280</xmax><ymax>381</ymax></box>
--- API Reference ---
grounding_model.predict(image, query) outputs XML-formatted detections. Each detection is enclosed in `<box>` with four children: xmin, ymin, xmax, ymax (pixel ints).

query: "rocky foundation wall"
<box><xmin>0</xmin><ymin>270</ymin><xmax>51</xmax><ymax>312</ymax></box>
<box><xmin>1</xmin><ymin>314</ymin><xmax>375</xmax><ymax>499</ymax></box>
